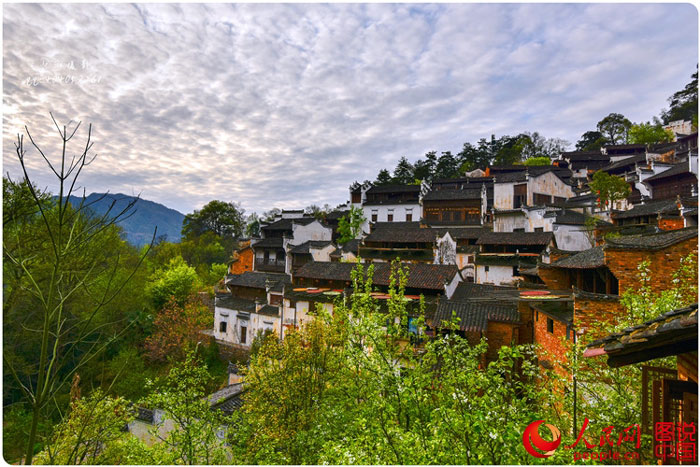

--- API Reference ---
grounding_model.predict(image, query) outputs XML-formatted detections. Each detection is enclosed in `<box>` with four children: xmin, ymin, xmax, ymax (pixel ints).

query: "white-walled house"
<box><xmin>359</xmin><ymin>184</ymin><xmax>422</xmax><ymax>233</ymax></box>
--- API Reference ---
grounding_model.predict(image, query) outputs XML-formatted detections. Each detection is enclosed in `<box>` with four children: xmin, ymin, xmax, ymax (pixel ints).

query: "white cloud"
<box><xmin>3</xmin><ymin>3</ymin><xmax>697</xmax><ymax>214</ymax></box>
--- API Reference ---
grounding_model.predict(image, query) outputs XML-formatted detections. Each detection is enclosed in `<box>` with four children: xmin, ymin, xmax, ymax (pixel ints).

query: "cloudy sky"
<box><xmin>3</xmin><ymin>3</ymin><xmax>697</xmax><ymax>215</ymax></box>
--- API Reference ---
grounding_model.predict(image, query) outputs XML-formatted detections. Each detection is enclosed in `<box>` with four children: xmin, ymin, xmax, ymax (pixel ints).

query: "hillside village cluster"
<box><xmin>143</xmin><ymin>123</ymin><xmax>700</xmax><ymax>430</ymax></box>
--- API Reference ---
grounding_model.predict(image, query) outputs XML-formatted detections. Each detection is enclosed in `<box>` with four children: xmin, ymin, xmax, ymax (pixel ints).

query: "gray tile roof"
<box><xmin>364</xmin><ymin>227</ymin><xmax>437</xmax><ymax>244</ymax></box>
<box><xmin>294</xmin><ymin>262</ymin><xmax>458</xmax><ymax>291</ymax></box>
<box><xmin>585</xmin><ymin>304</ymin><xmax>698</xmax><ymax>367</ymax></box>
<box><xmin>208</xmin><ymin>383</ymin><xmax>246</xmax><ymax>414</ymax></box>
<box><xmin>261</xmin><ymin>217</ymin><xmax>316</xmax><ymax>231</ymax></box>
<box><xmin>449</xmin><ymin>282</ymin><xmax>518</xmax><ymax>301</ymax></box>
<box><xmin>531</xmin><ymin>301</ymin><xmax>574</xmax><ymax>324</ymax></box>
<box><xmin>422</xmin><ymin>188</ymin><xmax>482</xmax><ymax>201</ymax></box>
<box><xmin>604</xmin><ymin>227</ymin><xmax>697</xmax><ymax>251</ymax></box>
<box><xmin>252</xmin><ymin>237</ymin><xmax>284</xmax><ymax>249</ymax></box>
<box><xmin>548</xmin><ymin>246</ymin><xmax>605</xmax><ymax>269</ymax></box>
<box><xmin>599</xmin><ymin>153</ymin><xmax>647</xmax><ymax>172</ymax></box>
<box><xmin>224</xmin><ymin>271</ymin><xmax>291</xmax><ymax>290</ymax></box>
<box><xmin>429</xmin><ymin>300</ymin><xmax>519</xmax><ymax>333</ymax></box>
<box><xmin>290</xmin><ymin>240</ymin><xmax>333</xmax><ymax>254</ymax></box>
<box><xmin>366</xmin><ymin>184</ymin><xmax>421</xmax><ymax>194</ymax></box>
<box><xmin>476</xmin><ymin>231</ymin><xmax>554</xmax><ymax>246</ymax></box>
<box><xmin>611</xmin><ymin>198</ymin><xmax>682</xmax><ymax>220</ymax></box>
<box><xmin>215</xmin><ymin>296</ymin><xmax>256</xmax><ymax>312</ymax></box>
<box><xmin>643</xmin><ymin>162</ymin><xmax>691</xmax><ymax>183</ymax></box>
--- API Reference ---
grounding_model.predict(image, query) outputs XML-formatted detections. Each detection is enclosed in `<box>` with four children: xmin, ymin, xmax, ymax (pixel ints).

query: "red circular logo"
<box><xmin>522</xmin><ymin>420</ymin><xmax>562</xmax><ymax>458</ymax></box>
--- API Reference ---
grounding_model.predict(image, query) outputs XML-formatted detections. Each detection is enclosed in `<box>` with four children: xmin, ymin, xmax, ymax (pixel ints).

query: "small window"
<box><xmin>405</xmin><ymin>209</ymin><xmax>412</xmax><ymax>222</ymax></box>
<box><xmin>547</xmin><ymin>318</ymin><xmax>554</xmax><ymax>334</ymax></box>
<box><xmin>219</xmin><ymin>321</ymin><xmax>227</xmax><ymax>333</ymax></box>
<box><xmin>512</xmin><ymin>266</ymin><xmax>518</xmax><ymax>276</ymax></box>
<box><xmin>513</xmin><ymin>228</ymin><xmax>525</xmax><ymax>233</ymax></box>
<box><xmin>535</xmin><ymin>227</ymin><xmax>544</xmax><ymax>232</ymax></box>
<box><xmin>387</xmin><ymin>212</ymin><xmax>394</xmax><ymax>222</ymax></box>
<box><xmin>240</xmin><ymin>325</ymin><xmax>247</xmax><ymax>344</ymax></box>
<box><xmin>484</xmin><ymin>265</ymin><xmax>490</xmax><ymax>272</ymax></box>
<box><xmin>371</xmin><ymin>210</ymin><xmax>378</xmax><ymax>223</ymax></box>
<box><xmin>536</xmin><ymin>310</ymin><xmax>539</xmax><ymax>321</ymax></box>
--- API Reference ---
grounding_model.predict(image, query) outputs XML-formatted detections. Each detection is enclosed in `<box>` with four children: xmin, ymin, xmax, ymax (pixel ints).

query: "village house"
<box><xmin>358</xmin><ymin>221</ymin><xmax>437</xmax><ymax>264</ymax></box>
<box><xmin>584</xmin><ymin>304</ymin><xmax>697</xmax><ymax>463</ymax></box>
<box><xmin>213</xmin><ymin>271</ymin><xmax>290</xmax><ymax>349</ymax></box>
<box><xmin>359</xmin><ymin>184</ymin><xmax>422</xmax><ymax>232</ymax></box>
<box><xmin>559</xmin><ymin>150</ymin><xmax>611</xmax><ymax>177</ymax></box>
<box><xmin>475</xmin><ymin>231</ymin><xmax>556</xmax><ymax>286</ymax></box>
<box><xmin>421</xmin><ymin>177</ymin><xmax>491</xmax><ymax>226</ymax></box>
<box><xmin>611</xmin><ymin>196</ymin><xmax>698</xmax><ymax>230</ymax></box>
<box><xmin>284</xmin><ymin>261</ymin><xmax>462</xmax><ymax>331</ymax></box>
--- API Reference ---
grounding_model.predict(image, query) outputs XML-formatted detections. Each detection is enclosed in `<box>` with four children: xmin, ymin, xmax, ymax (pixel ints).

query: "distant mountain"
<box><xmin>61</xmin><ymin>193</ymin><xmax>185</xmax><ymax>246</ymax></box>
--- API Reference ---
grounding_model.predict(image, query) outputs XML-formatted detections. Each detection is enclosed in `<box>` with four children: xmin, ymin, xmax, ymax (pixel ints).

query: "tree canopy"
<box><xmin>182</xmin><ymin>200</ymin><xmax>245</xmax><ymax>240</ymax></box>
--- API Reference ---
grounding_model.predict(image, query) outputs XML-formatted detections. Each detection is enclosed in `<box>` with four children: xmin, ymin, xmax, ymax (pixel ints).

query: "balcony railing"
<box><xmin>255</xmin><ymin>258</ymin><xmax>286</xmax><ymax>272</ymax></box>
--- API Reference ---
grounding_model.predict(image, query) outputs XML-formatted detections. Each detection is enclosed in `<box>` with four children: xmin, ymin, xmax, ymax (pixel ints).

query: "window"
<box><xmin>535</xmin><ymin>227</ymin><xmax>544</xmax><ymax>232</ymax></box>
<box><xmin>405</xmin><ymin>209</ymin><xmax>412</xmax><ymax>222</ymax></box>
<box><xmin>513</xmin><ymin>228</ymin><xmax>525</xmax><ymax>233</ymax></box>
<box><xmin>351</xmin><ymin>192</ymin><xmax>361</xmax><ymax>203</ymax></box>
<box><xmin>240</xmin><ymin>325</ymin><xmax>248</xmax><ymax>344</ymax></box>
<box><xmin>371</xmin><ymin>210</ymin><xmax>378</xmax><ymax>223</ymax></box>
<box><xmin>387</xmin><ymin>209</ymin><xmax>394</xmax><ymax>222</ymax></box>
<box><xmin>219</xmin><ymin>321</ymin><xmax>227</xmax><ymax>333</ymax></box>
<box><xmin>512</xmin><ymin>266</ymin><xmax>518</xmax><ymax>276</ymax></box>
<box><xmin>536</xmin><ymin>310</ymin><xmax>539</xmax><ymax>321</ymax></box>
<box><xmin>533</xmin><ymin>193</ymin><xmax>552</xmax><ymax>205</ymax></box>
<box><xmin>484</xmin><ymin>266</ymin><xmax>490</xmax><ymax>272</ymax></box>
<box><xmin>547</xmin><ymin>318</ymin><xmax>554</xmax><ymax>334</ymax></box>
<box><xmin>514</xmin><ymin>183</ymin><xmax>527</xmax><ymax>208</ymax></box>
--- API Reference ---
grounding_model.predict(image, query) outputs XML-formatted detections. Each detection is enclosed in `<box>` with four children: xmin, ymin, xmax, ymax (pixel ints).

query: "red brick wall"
<box><xmin>485</xmin><ymin>321</ymin><xmax>518</xmax><ymax>362</ymax></box>
<box><xmin>658</xmin><ymin>217</ymin><xmax>685</xmax><ymax>231</ymax></box>
<box><xmin>604</xmin><ymin>237</ymin><xmax>698</xmax><ymax>295</ymax></box>
<box><xmin>573</xmin><ymin>296</ymin><xmax>625</xmax><ymax>338</ymax></box>
<box><xmin>230</xmin><ymin>247</ymin><xmax>254</xmax><ymax>275</ymax></box>
<box><xmin>533</xmin><ymin>309</ymin><xmax>570</xmax><ymax>377</ymax></box>
<box><xmin>539</xmin><ymin>267</ymin><xmax>570</xmax><ymax>290</ymax></box>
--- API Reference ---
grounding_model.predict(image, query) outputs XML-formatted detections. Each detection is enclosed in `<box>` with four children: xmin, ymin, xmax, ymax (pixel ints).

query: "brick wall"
<box><xmin>573</xmin><ymin>296</ymin><xmax>625</xmax><ymax>338</ymax></box>
<box><xmin>604</xmin><ymin>237</ymin><xmax>698</xmax><ymax>295</ymax></box>
<box><xmin>485</xmin><ymin>321</ymin><xmax>518</xmax><ymax>362</ymax></box>
<box><xmin>533</xmin><ymin>308</ymin><xmax>570</xmax><ymax>378</ymax></box>
<box><xmin>658</xmin><ymin>217</ymin><xmax>685</xmax><ymax>231</ymax></box>
<box><xmin>230</xmin><ymin>248</ymin><xmax>254</xmax><ymax>275</ymax></box>
<box><xmin>538</xmin><ymin>266</ymin><xmax>570</xmax><ymax>290</ymax></box>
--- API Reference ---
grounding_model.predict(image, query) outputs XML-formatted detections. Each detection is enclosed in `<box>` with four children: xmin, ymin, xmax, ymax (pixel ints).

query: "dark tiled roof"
<box><xmin>252</xmin><ymin>237</ymin><xmax>284</xmax><ymax>249</ymax></box>
<box><xmin>584</xmin><ymin>304</ymin><xmax>698</xmax><ymax>367</ymax></box>
<box><xmin>215</xmin><ymin>296</ymin><xmax>256</xmax><ymax>312</ymax></box>
<box><xmin>294</xmin><ymin>262</ymin><xmax>458</xmax><ymax>291</ymax></box>
<box><xmin>549</xmin><ymin>246</ymin><xmax>605</xmax><ymax>269</ymax></box>
<box><xmin>604</xmin><ymin>227</ymin><xmax>697</xmax><ymax>251</ymax></box>
<box><xmin>437</xmin><ymin>227</ymin><xmax>489</xmax><ymax>240</ymax></box>
<box><xmin>604</xmin><ymin>144</ymin><xmax>647</xmax><ymax>152</ymax></box>
<box><xmin>258</xmin><ymin>304</ymin><xmax>280</xmax><ymax>316</ymax></box>
<box><xmin>290</xmin><ymin>240</ymin><xmax>333</xmax><ymax>254</ymax></box>
<box><xmin>564</xmin><ymin>193</ymin><xmax>597</xmax><ymax>207</ymax></box>
<box><xmin>643</xmin><ymin>163</ymin><xmax>691</xmax><ymax>183</ymax></box>
<box><xmin>531</xmin><ymin>301</ymin><xmax>574</xmax><ymax>324</ymax></box>
<box><xmin>477</xmin><ymin>231</ymin><xmax>554</xmax><ymax>246</ymax></box>
<box><xmin>325</xmin><ymin>210</ymin><xmax>349</xmax><ymax>220</ymax></box>
<box><xmin>330</xmin><ymin>239</ymin><xmax>361</xmax><ymax>258</ymax></box>
<box><xmin>208</xmin><ymin>383</ymin><xmax>246</xmax><ymax>414</ymax></box>
<box><xmin>372</xmin><ymin>221</ymin><xmax>422</xmax><ymax>230</ymax></box>
<box><xmin>422</xmin><ymin>188</ymin><xmax>482</xmax><ymax>201</ymax></box>
<box><xmin>429</xmin><ymin>300</ymin><xmax>519</xmax><ymax>332</ymax></box>
<box><xmin>599</xmin><ymin>153</ymin><xmax>647</xmax><ymax>172</ymax></box>
<box><xmin>261</xmin><ymin>217</ymin><xmax>316</xmax><ymax>231</ymax></box>
<box><xmin>225</xmin><ymin>271</ymin><xmax>291</xmax><ymax>290</ymax></box>
<box><xmin>549</xmin><ymin>209</ymin><xmax>588</xmax><ymax>225</ymax></box>
<box><xmin>493</xmin><ymin>166</ymin><xmax>573</xmax><ymax>184</ymax></box>
<box><xmin>611</xmin><ymin>198</ymin><xmax>681</xmax><ymax>220</ymax></box>
<box><xmin>364</xmin><ymin>228</ymin><xmax>437</xmax><ymax>244</ymax></box>
<box><xmin>647</xmin><ymin>142</ymin><xmax>678</xmax><ymax>154</ymax></box>
<box><xmin>366</xmin><ymin>184</ymin><xmax>421</xmax><ymax>194</ymax></box>
<box><xmin>561</xmin><ymin>150</ymin><xmax>608</xmax><ymax>161</ymax></box>
<box><xmin>449</xmin><ymin>282</ymin><xmax>517</xmax><ymax>302</ymax></box>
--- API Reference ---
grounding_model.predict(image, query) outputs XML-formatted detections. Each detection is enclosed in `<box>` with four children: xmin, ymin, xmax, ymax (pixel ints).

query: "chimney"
<box><xmin>255</xmin><ymin>298</ymin><xmax>263</xmax><ymax>313</ymax></box>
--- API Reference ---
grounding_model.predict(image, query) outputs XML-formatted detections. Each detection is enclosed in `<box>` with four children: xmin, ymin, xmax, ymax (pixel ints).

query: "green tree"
<box><xmin>375</xmin><ymin>168</ymin><xmax>393</xmax><ymax>185</ymax></box>
<box><xmin>522</xmin><ymin>156</ymin><xmax>552</xmax><ymax>166</ymax></box>
<box><xmin>4</xmin><ymin>115</ymin><xmax>152</xmax><ymax>465</ymax></box>
<box><xmin>146</xmin><ymin>256</ymin><xmax>201</xmax><ymax>310</ymax></box>
<box><xmin>245</xmin><ymin>212</ymin><xmax>261</xmax><ymax>237</ymax></box>
<box><xmin>412</xmin><ymin>151</ymin><xmax>437</xmax><ymax>181</ymax></box>
<box><xmin>182</xmin><ymin>200</ymin><xmax>245</xmax><ymax>240</ymax></box>
<box><xmin>597</xmin><ymin>113</ymin><xmax>632</xmax><ymax>145</ymax></box>
<box><xmin>575</xmin><ymin>130</ymin><xmax>608</xmax><ymax>151</ymax></box>
<box><xmin>337</xmin><ymin>206</ymin><xmax>366</xmax><ymax>244</ymax></box>
<box><xmin>661</xmin><ymin>67</ymin><xmax>698</xmax><ymax>124</ymax></box>
<box><xmin>589</xmin><ymin>171</ymin><xmax>631</xmax><ymax>211</ymax></box>
<box><xmin>434</xmin><ymin>151</ymin><xmax>460</xmax><ymax>179</ymax></box>
<box><xmin>628</xmin><ymin>121</ymin><xmax>674</xmax><ymax>144</ymax></box>
<box><xmin>233</xmin><ymin>260</ymin><xmax>558</xmax><ymax>464</ymax></box>
<box><xmin>142</xmin><ymin>351</ymin><xmax>231</xmax><ymax>464</ymax></box>
<box><xmin>392</xmin><ymin>157</ymin><xmax>415</xmax><ymax>184</ymax></box>
<box><xmin>33</xmin><ymin>390</ymin><xmax>140</xmax><ymax>465</ymax></box>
